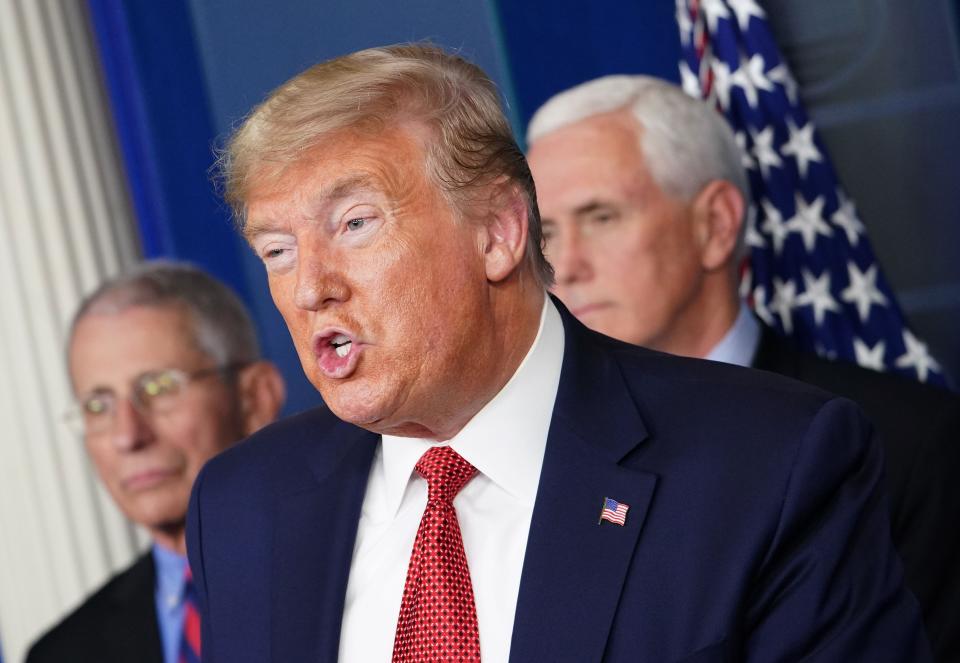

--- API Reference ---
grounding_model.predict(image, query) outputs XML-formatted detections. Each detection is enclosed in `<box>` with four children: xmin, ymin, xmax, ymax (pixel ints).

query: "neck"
<box><xmin>151</xmin><ymin>524</ymin><xmax>187</xmax><ymax>556</ymax></box>
<box><xmin>651</xmin><ymin>274</ymin><xmax>740</xmax><ymax>359</ymax></box>
<box><xmin>384</xmin><ymin>279</ymin><xmax>545</xmax><ymax>441</ymax></box>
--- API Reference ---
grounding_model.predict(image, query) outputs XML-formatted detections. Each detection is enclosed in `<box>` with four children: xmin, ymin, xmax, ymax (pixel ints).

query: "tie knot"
<box><xmin>415</xmin><ymin>446</ymin><xmax>477</xmax><ymax>503</ymax></box>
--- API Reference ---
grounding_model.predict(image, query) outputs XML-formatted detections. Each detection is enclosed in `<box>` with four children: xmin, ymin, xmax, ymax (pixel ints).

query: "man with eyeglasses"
<box><xmin>27</xmin><ymin>261</ymin><xmax>286</xmax><ymax>663</ymax></box>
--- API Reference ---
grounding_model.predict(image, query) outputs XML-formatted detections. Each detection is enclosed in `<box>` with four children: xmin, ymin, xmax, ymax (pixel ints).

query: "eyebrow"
<box><xmin>541</xmin><ymin>200</ymin><xmax>616</xmax><ymax>226</ymax></box>
<box><xmin>243</xmin><ymin>173</ymin><xmax>379</xmax><ymax>241</ymax></box>
<box><xmin>572</xmin><ymin>200</ymin><xmax>616</xmax><ymax>217</ymax></box>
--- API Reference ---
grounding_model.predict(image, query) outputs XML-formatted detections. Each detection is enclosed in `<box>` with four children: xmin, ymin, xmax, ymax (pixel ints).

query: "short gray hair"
<box><xmin>528</xmin><ymin>75</ymin><xmax>748</xmax><ymax>252</ymax></box>
<box><xmin>220</xmin><ymin>43</ymin><xmax>553</xmax><ymax>287</ymax></box>
<box><xmin>69</xmin><ymin>261</ymin><xmax>260</xmax><ymax>368</ymax></box>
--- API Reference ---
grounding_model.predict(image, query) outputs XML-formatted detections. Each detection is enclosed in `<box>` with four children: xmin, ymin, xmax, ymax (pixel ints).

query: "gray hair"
<box><xmin>220</xmin><ymin>43</ymin><xmax>553</xmax><ymax>287</ymax></box>
<box><xmin>69</xmin><ymin>261</ymin><xmax>260</xmax><ymax>368</ymax></box>
<box><xmin>527</xmin><ymin>75</ymin><xmax>749</xmax><ymax>253</ymax></box>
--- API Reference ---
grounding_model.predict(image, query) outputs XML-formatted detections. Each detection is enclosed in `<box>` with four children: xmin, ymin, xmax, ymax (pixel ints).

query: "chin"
<box><xmin>323</xmin><ymin>392</ymin><xmax>389</xmax><ymax>430</ymax></box>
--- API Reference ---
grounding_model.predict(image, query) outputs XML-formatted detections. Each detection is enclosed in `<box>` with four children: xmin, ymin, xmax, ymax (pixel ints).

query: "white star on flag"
<box><xmin>676</xmin><ymin>1</ymin><xmax>694</xmax><ymax>45</ymax></box>
<box><xmin>769</xmin><ymin>277</ymin><xmax>798</xmax><ymax>333</ymax></box>
<box><xmin>727</xmin><ymin>0</ymin><xmax>765</xmax><ymax>30</ymax></box>
<box><xmin>840</xmin><ymin>262</ymin><xmax>888</xmax><ymax>322</ymax></box>
<box><xmin>796</xmin><ymin>269</ymin><xmax>840</xmax><ymax>325</ymax></box>
<box><xmin>895</xmin><ymin>330</ymin><xmax>941</xmax><ymax>383</ymax></box>
<box><xmin>700</xmin><ymin>0</ymin><xmax>731</xmax><ymax>33</ymax></box>
<box><xmin>752</xmin><ymin>285</ymin><xmax>776</xmax><ymax>327</ymax></box>
<box><xmin>744</xmin><ymin>204</ymin><xmax>765</xmax><ymax>248</ymax></box>
<box><xmin>679</xmin><ymin>60</ymin><xmax>701</xmax><ymax>96</ymax></box>
<box><xmin>731</xmin><ymin>54</ymin><xmax>774</xmax><ymax>108</ymax></box>
<box><xmin>831</xmin><ymin>192</ymin><xmax>865</xmax><ymax>246</ymax></box>
<box><xmin>781</xmin><ymin>118</ymin><xmax>823</xmax><ymax>178</ymax></box>
<box><xmin>760</xmin><ymin>199</ymin><xmax>789</xmax><ymax>254</ymax></box>
<box><xmin>785</xmin><ymin>193</ymin><xmax>832</xmax><ymax>252</ymax></box>
<box><xmin>853</xmin><ymin>338</ymin><xmax>886</xmax><ymax>372</ymax></box>
<box><xmin>712</xmin><ymin>60</ymin><xmax>733</xmax><ymax>109</ymax></box>
<box><xmin>767</xmin><ymin>63</ymin><xmax>798</xmax><ymax>104</ymax></box>
<box><xmin>735</xmin><ymin>132</ymin><xmax>756</xmax><ymax>170</ymax></box>
<box><xmin>750</xmin><ymin>126</ymin><xmax>782</xmax><ymax>179</ymax></box>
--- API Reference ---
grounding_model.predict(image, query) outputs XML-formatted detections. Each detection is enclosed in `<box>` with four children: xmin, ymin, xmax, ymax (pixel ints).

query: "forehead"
<box><xmin>243</xmin><ymin>125</ymin><xmax>432</xmax><ymax>230</ymax></box>
<box><xmin>69</xmin><ymin>305</ymin><xmax>205</xmax><ymax>391</ymax></box>
<box><xmin>528</xmin><ymin>112</ymin><xmax>654</xmax><ymax>212</ymax></box>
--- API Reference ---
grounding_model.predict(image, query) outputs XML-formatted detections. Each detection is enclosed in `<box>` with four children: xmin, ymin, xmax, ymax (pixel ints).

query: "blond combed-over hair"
<box><xmin>220</xmin><ymin>43</ymin><xmax>553</xmax><ymax>286</ymax></box>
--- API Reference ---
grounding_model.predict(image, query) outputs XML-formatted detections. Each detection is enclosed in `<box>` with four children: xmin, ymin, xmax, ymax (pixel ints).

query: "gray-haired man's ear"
<box><xmin>237</xmin><ymin>361</ymin><xmax>286</xmax><ymax>436</ymax></box>
<box><xmin>691</xmin><ymin>179</ymin><xmax>746</xmax><ymax>273</ymax></box>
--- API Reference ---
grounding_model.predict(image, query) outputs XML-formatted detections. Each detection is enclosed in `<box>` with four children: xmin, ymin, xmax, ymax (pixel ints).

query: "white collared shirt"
<box><xmin>338</xmin><ymin>296</ymin><xmax>565</xmax><ymax>662</ymax></box>
<box><xmin>705</xmin><ymin>302</ymin><xmax>761</xmax><ymax>367</ymax></box>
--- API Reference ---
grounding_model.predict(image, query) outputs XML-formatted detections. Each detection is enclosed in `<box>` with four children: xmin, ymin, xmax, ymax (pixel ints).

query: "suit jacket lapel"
<box><xmin>510</xmin><ymin>305</ymin><xmax>658</xmax><ymax>662</ymax></box>
<box><xmin>270</xmin><ymin>422</ymin><xmax>379</xmax><ymax>663</ymax></box>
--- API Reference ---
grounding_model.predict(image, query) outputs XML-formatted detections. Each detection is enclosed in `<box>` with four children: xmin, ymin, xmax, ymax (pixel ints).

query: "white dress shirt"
<box><xmin>338</xmin><ymin>296</ymin><xmax>565</xmax><ymax>662</ymax></box>
<box><xmin>705</xmin><ymin>302</ymin><xmax>761</xmax><ymax>367</ymax></box>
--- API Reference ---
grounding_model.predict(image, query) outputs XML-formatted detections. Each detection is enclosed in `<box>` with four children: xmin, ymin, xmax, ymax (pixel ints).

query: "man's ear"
<box><xmin>691</xmin><ymin>179</ymin><xmax>745</xmax><ymax>272</ymax></box>
<box><xmin>236</xmin><ymin>361</ymin><xmax>286</xmax><ymax>436</ymax></box>
<box><xmin>481</xmin><ymin>180</ymin><xmax>529</xmax><ymax>283</ymax></box>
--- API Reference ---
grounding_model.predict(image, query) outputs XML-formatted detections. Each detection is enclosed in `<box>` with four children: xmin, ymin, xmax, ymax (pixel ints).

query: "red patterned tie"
<box><xmin>179</xmin><ymin>566</ymin><xmax>201</xmax><ymax>663</ymax></box>
<box><xmin>392</xmin><ymin>446</ymin><xmax>481</xmax><ymax>662</ymax></box>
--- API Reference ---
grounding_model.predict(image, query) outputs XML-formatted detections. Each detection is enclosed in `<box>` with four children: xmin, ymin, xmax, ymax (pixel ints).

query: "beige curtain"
<box><xmin>0</xmin><ymin>1</ymin><xmax>146</xmax><ymax>660</ymax></box>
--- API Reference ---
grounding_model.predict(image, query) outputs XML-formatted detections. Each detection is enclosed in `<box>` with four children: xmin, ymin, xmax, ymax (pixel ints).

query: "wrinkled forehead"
<box><xmin>68</xmin><ymin>305</ymin><xmax>208</xmax><ymax>391</ymax></box>
<box><xmin>242</xmin><ymin>122</ymin><xmax>436</xmax><ymax>213</ymax></box>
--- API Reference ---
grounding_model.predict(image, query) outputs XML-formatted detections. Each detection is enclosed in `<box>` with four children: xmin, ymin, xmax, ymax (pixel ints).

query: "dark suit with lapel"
<box><xmin>26</xmin><ymin>552</ymin><xmax>163</xmax><ymax>663</ymax></box>
<box><xmin>187</xmin><ymin>307</ymin><xmax>930</xmax><ymax>662</ymax></box>
<box><xmin>752</xmin><ymin>325</ymin><xmax>960</xmax><ymax>662</ymax></box>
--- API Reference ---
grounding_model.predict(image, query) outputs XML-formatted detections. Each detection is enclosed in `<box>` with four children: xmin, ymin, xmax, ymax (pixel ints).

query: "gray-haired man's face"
<box><xmin>529</xmin><ymin>111</ymin><xmax>707</xmax><ymax>354</ymax></box>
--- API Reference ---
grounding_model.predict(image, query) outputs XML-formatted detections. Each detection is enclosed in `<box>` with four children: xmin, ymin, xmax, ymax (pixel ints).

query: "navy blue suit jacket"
<box><xmin>187</xmin><ymin>307</ymin><xmax>929</xmax><ymax>662</ymax></box>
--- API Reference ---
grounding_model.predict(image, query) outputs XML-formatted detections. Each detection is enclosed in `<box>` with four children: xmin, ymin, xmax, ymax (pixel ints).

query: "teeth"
<box><xmin>335</xmin><ymin>341</ymin><xmax>351</xmax><ymax>357</ymax></box>
<box><xmin>331</xmin><ymin>333</ymin><xmax>350</xmax><ymax>345</ymax></box>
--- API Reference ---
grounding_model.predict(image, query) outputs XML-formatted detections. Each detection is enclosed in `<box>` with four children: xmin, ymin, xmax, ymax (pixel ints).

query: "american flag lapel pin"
<box><xmin>598</xmin><ymin>497</ymin><xmax>629</xmax><ymax>526</ymax></box>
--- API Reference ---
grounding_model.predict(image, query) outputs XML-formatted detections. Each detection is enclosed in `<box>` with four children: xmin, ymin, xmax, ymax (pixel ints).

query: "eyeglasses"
<box><xmin>64</xmin><ymin>363</ymin><xmax>247</xmax><ymax>437</ymax></box>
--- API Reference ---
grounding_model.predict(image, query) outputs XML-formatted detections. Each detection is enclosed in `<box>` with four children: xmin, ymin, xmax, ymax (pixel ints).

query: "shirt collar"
<box><xmin>151</xmin><ymin>543</ymin><xmax>188</xmax><ymax>613</ymax></box>
<box><xmin>380</xmin><ymin>294</ymin><xmax>564</xmax><ymax>515</ymax></box>
<box><xmin>706</xmin><ymin>302</ymin><xmax>761</xmax><ymax>367</ymax></box>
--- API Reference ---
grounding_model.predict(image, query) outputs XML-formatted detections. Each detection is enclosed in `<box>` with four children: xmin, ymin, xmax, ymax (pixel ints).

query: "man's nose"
<box><xmin>109</xmin><ymin>398</ymin><xmax>153</xmax><ymax>452</ymax></box>
<box><xmin>293</xmin><ymin>243</ymin><xmax>350</xmax><ymax>310</ymax></box>
<box><xmin>549</xmin><ymin>228</ymin><xmax>594</xmax><ymax>287</ymax></box>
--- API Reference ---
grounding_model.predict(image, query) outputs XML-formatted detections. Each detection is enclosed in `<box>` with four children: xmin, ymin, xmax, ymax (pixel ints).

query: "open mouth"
<box><xmin>314</xmin><ymin>330</ymin><xmax>363</xmax><ymax>378</ymax></box>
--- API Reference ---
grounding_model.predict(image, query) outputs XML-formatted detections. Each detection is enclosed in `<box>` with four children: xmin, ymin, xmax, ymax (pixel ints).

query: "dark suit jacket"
<box><xmin>188</xmin><ymin>308</ymin><xmax>930</xmax><ymax>662</ymax></box>
<box><xmin>26</xmin><ymin>552</ymin><xmax>163</xmax><ymax>663</ymax></box>
<box><xmin>752</xmin><ymin>326</ymin><xmax>960</xmax><ymax>662</ymax></box>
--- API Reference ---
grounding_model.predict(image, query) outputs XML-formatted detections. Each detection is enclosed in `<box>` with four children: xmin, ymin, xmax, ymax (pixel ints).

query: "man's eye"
<box><xmin>83</xmin><ymin>396</ymin><xmax>111</xmax><ymax>416</ymax></box>
<box><xmin>346</xmin><ymin>218</ymin><xmax>367</xmax><ymax>231</ymax></box>
<box><xmin>265</xmin><ymin>247</ymin><xmax>286</xmax><ymax>259</ymax></box>
<box><xmin>139</xmin><ymin>372</ymin><xmax>181</xmax><ymax>399</ymax></box>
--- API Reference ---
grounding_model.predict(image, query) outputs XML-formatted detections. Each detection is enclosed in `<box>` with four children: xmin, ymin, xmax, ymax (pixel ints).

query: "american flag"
<box><xmin>600</xmin><ymin>497</ymin><xmax>629</xmax><ymax>526</ymax></box>
<box><xmin>675</xmin><ymin>0</ymin><xmax>947</xmax><ymax>387</ymax></box>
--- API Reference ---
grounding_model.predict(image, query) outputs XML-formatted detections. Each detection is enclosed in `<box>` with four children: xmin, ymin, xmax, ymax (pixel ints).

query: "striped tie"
<box><xmin>179</xmin><ymin>566</ymin><xmax>201</xmax><ymax>663</ymax></box>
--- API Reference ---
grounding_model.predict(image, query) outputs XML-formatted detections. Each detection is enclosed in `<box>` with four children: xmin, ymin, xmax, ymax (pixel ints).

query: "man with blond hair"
<box><xmin>188</xmin><ymin>44</ymin><xmax>929</xmax><ymax>662</ymax></box>
<box><xmin>526</xmin><ymin>74</ymin><xmax>960</xmax><ymax>661</ymax></box>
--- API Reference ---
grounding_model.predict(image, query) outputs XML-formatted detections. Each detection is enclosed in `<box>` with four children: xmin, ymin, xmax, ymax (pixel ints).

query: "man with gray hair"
<box><xmin>188</xmin><ymin>44</ymin><xmax>929</xmax><ymax>662</ymax></box>
<box><xmin>28</xmin><ymin>261</ymin><xmax>285</xmax><ymax>663</ymax></box>
<box><xmin>527</xmin><ymin>74</ymin><xmax>960</xmax><ymax>660</ymax></box>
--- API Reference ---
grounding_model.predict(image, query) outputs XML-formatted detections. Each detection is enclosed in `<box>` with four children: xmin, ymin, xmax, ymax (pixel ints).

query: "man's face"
<box><xmin>69</xmin><ymin>306</ymin><xmax>245</xmax><ymax>539</ymax></box>
<box><xmin>528</xmin><ymin>112</ymin><xmax>704</xmax><ymax>351</ymax></box>
<box><xmin>244</xmin><ymin>126</ymin><xmax>494</xmax><ymax>437</ymax></box>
